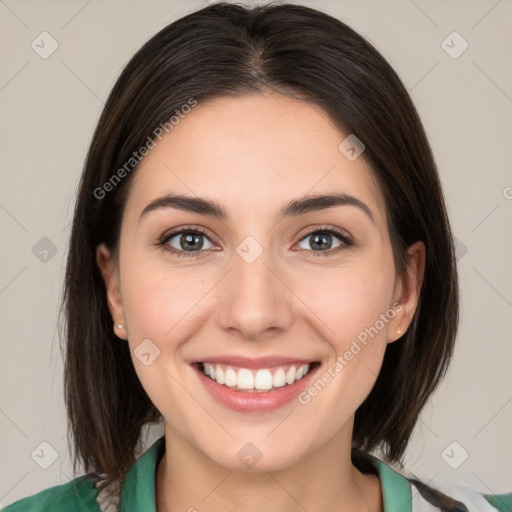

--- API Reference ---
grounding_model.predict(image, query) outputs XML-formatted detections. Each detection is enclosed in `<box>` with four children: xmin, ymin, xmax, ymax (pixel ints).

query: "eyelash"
<box><xmin>155</xmin><ymin>225</ymin><xmax>353</xmax><ymax>259</ymax></box>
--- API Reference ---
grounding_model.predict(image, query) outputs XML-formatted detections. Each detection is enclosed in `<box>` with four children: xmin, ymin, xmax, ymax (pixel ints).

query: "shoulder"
<box><xmin>359</xmin><ymin>451</ymin><xmax>511</xmax><ymax>512</ymax></box>
<box><xmin>2</xmin><ymin>436</ymin><xmax>164</xmax><ymax>512</ymax></box>
<box><xmin>1</xmin><ymin>475</ymin><xmax>103</xmax><ymax>512</ymax></box>
<box><xmin>409</xmin><ymin>476</ymin><xmax>512</xmax><ymax>512</ymax></box>
<box><xmin>411</xmin><ymin>482</ymin><xmax>512</xmax><ymax>512</ymax></box>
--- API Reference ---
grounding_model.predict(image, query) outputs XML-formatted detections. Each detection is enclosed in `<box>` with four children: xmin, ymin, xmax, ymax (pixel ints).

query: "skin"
<box><xmin>97</xmin><ymin>91</ymin><xmax>425</xmax><ymax>512</ymax></box>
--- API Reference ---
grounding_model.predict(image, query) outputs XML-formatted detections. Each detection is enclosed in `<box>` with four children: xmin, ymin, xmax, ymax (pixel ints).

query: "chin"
<box><xmin>202</xmin><ymin>438</ymin><xmax>309</xmax><ymax>473</ymax></box>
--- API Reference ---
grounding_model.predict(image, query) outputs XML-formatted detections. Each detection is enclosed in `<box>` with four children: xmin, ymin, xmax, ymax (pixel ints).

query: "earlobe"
<box><xmin>388</xmin><ymin>241</ymin><xmax>426</xmax><ymax>344</ymax></box>
<box><xmin>96</xmin><ymin>243</ymin><xmax>127</xmax><ymax>339</ymax></box>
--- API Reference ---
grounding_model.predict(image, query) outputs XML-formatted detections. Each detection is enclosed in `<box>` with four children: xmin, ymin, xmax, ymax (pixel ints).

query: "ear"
<box><xmin>387</xmin><ymin>241</ymin><xmax>426</xmax><ymax>343</ymax></box>
<box><xmin>96</xmin><ymin>243</ymin><xmax>128</xmax><ymax>340</ymax></box>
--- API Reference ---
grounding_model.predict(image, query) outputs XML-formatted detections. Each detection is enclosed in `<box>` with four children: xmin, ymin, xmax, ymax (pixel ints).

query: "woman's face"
<box><xmin>97</xmin><ymin>92</ymin><xmax>424</xmax><ymax>471</ymax></box>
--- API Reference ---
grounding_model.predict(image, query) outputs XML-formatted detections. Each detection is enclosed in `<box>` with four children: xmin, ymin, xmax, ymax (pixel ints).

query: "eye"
<box><xmin>295</xmin><ymin>227</ymin><xmax>352</xmax><ymax>257</ymax></box>
<box><xmin>156</xmin><ymin>225</ymin><xmax>352</xmax><ymax>259</ymax></box>
<box><xmin>157</xmin><ymin>226</ymin><xmax>217</xmax><ymax>258</ymax></box>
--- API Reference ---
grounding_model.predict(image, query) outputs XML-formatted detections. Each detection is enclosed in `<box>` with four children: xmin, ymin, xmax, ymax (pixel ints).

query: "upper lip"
<box><xmin>191</xmin><ymin>355</ymin><xmax>317</xmax><ymax>369</ymax></box>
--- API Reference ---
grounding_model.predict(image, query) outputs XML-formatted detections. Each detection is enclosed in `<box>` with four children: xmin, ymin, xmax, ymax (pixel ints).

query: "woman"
<box><xmin>3</xmin><ymin>2</ymin><xmax>510</xmax><ymax>511</ymax></box>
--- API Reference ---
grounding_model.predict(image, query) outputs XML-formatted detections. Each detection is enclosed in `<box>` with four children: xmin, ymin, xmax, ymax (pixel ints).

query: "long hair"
<box><xmin>61</xmin><ymin>1</ymin><xmax>459</xmax><ymax>500</ymax></box>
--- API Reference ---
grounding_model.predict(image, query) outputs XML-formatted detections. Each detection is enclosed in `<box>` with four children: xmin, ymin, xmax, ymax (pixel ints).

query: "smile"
<box><xmin>199</xmin><ymin>362</ymin><xmax>315</xmax><ymax>392</ymax></box>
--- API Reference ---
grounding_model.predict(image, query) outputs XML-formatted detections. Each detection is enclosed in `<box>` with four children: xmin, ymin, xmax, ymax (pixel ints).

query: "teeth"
<box><xmin>254</xmin><ymin>369</ymin><xmax>273</xmax><ymax>390</ymax></box>
<box><xmin>273</xmin><ymin>368</ymin><xmax>286</xmax><ymax>388</ymax></box>
<box><xmin>285</xmin><ymin>366</ymin><xmax>296</xmax><ymax>385</ymax></box>
<box><xmin>237</xmin><ymin>369</ymin><xmax>254</xmax><ymax>390</ymax></box>
<box><xmin>216</xmin><ymin>366</ymin><xmax>225</xmax><ymax>385</ymax></box>
<box><xmin>201</xmin><ymin>363</ymin><xmax>312</xmax><ymax>392</ymax></box>
<box><xmin>225</xmin><ymin>367</ymin><xmax>237</xmax><ymax>387</ymax></box>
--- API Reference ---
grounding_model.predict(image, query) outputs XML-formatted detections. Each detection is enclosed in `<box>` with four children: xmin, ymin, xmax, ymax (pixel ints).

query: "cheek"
<box><xmin>120</xmin><ymin>256</ymin><xmax>212</xmax><ymax>343</ymax></box>
<box><xmin>296</xmin><ymin>258</ymin><xmax>396</xmax><ymax>350</ymax></box>
<box><xmin>292</xmin><ymin>252</ymin><xmax>396</xmax><ymax>402</ymax></box>
<box><xmin>118</xmin><ymin>262</ymin><xmax>212</xmax><ymax>425</ymax></box>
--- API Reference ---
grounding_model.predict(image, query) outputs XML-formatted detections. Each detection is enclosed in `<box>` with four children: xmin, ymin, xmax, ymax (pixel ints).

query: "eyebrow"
<box><xmin>139</xmin><ymin>192</ymin><xmax>376</xmax><ymax>225</ymax></box>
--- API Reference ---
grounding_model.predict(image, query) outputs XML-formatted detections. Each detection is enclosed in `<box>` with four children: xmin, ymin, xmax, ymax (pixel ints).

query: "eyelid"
<box><xmin>156</xmin><ymin>224</ymin><xmax>353</xmax><ymax>257</ymax></box>
<box><xmin>158</xmin><ymin>225</ymin><xmax>218</xmax><ymax>243</ymax></box>
<box><xmin>296</xmin><ymin>224</ymin><xmax>352</xmax><ymax>243</ymax></box>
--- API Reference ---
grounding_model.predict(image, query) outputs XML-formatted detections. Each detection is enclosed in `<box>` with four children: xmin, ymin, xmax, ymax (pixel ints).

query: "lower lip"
<box><xmin>193</xmin><ymin>364</ymin><xmax>319</xmax><ymax>412</ymax></box>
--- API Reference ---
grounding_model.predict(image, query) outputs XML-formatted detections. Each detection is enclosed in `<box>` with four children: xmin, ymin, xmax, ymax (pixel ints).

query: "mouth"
<box><xmin>195</xmin><ymin>361</ymin><xmax>320</xmax><ymax>393</ymax></box>
<box><xmin>191</xmin><ymin>359</ymin><xmax>321</xmax><ymax>412</ymax></box>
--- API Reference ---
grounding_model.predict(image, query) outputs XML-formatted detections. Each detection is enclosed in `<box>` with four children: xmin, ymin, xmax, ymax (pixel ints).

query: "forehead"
<box><xmin>124</xmin><ymin>92</ymin><xmax>387</xmax><ymax>229</ymax></box>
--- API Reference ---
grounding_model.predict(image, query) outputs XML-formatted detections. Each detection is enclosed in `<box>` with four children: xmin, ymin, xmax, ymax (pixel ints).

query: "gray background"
<box><xmin>1</xmin><ymin>0</ymin><xmax>511</xmax><ymax>507</ymax></box>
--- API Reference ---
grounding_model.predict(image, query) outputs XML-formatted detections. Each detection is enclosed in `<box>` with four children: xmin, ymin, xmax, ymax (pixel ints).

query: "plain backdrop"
<box><xmin>1</xmin><ymin>0</ymin><xmax>511</xmax><ymax>507</ymax></box>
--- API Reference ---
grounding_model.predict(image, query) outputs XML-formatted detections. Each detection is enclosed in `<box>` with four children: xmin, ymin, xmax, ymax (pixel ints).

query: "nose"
<box><xmin>215</xmin><ymin>246</ymin><xmax>294</xmax><ymax>341</ymax></box>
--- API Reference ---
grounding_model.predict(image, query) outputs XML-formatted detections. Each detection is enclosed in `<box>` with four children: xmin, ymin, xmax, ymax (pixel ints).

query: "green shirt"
<box><xmin>2</xmin><ymin>436</ymin><xmax>511</xmax><ymax>511</ymax></box>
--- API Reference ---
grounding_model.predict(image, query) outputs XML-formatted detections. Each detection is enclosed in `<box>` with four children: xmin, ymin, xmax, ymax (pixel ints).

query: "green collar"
<box><xmin>119</xmin><ymin>436</ymin><xmax>412</xmax><ymax>512</ymax></box>
<box><xmin>372</xmin><ymin>457</ymin><xmax>413</xmax><ymax>512</ymax></box>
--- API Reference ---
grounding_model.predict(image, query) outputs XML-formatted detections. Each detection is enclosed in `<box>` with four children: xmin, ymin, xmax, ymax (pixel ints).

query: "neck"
<box><xmin>155</xmin><ymin>423</ymin><xmax>383</xmax><ymax>512</ymax></box>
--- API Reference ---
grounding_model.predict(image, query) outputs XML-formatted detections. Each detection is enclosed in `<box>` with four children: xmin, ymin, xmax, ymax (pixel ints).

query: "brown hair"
<box><xmin>61</xmin><ymin>0</ymin><xmax>459</xmax><ymax>503</ymax></box>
